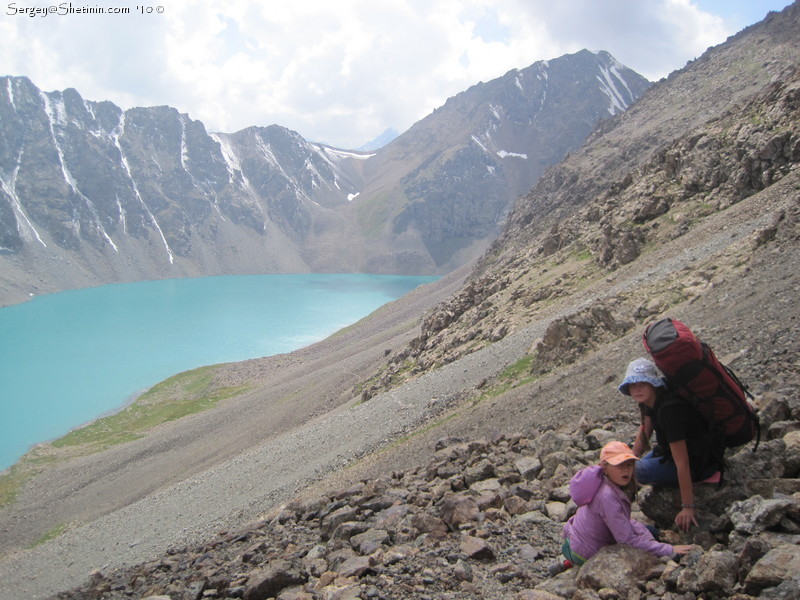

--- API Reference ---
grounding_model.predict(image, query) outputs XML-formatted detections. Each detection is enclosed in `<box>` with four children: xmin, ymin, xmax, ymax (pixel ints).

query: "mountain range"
<box><xmin>0</xmin><ymin>50</ymin><xmax>649</xmax><ymax>305</ymax></box>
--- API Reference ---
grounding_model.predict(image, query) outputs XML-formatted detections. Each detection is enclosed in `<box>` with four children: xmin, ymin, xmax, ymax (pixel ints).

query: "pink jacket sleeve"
<box><xmin>598</xmin><ymin>487</ymin><xmax>674</xmax><ymax>557</ymax></box>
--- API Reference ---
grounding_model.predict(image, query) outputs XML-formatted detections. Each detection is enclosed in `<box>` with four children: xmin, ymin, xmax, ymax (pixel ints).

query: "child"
<box><xmin>559</xmin><ymin>441</ymin><xmax>695</xmax><ymax>567</ymax></box>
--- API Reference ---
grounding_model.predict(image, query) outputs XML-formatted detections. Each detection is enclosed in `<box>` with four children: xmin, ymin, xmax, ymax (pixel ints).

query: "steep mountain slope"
<box><xmin>349</xmin><ymin>50</ymin><xmax>649</xmax><ymax>274</ymax></box>
<box><xmin>0</xmin><ymin>50</ymin><xmax>648</xmax><ymax>305</ymax></box>
<box><xmin>355</xmin><ymin>3</ymin><xmax>800</xmax><ymax>396</ymax></box>
<box><xmin>357</xmin><ymin>128</ymin><xmax>399</xmax><ymax>151</ymax></box>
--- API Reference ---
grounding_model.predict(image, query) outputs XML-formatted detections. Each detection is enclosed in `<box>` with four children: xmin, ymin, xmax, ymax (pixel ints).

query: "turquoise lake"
<box><xmin>0</xmin><ymin>273</ymin><xmax>438</xmax><ymax>471</ymax></box>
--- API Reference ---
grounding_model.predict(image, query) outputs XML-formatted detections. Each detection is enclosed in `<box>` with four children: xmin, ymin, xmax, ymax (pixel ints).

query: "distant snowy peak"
<box><xmin>592</xmin><ymin>50</ymin><xmax>641</xmax><ymax>115</ymax></box>
<box><xmin>0</xmin><ymin>47</ymin><xmax>651</xmax><ymax>291</ymax></box>
<box><xmin>357</xmin><ymin>128</ymin><xmax>399</xmax><ymax>152</ymax></box>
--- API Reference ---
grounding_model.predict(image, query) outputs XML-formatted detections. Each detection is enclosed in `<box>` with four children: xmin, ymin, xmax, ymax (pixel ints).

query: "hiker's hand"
<box><xmin>673</xmin><ymin>544</ymin><xmax>698</xmax><ymax>555</ymax></box>
<box><xmin>675</xmin><ymin>507</ymin><xmax>698</xmax><ymax>532</ymax></box>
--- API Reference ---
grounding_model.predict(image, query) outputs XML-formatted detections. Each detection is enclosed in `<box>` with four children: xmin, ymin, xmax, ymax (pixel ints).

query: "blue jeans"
<box><xmin>635</xmin><ymin>450</ymin><xmax>717</xmax><ymax>486</ymax></box>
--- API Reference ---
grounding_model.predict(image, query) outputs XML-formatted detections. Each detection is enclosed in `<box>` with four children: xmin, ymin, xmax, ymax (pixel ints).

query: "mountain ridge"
<box><xmin>352</xmin><ymin>5</ymin><xmax>800</xmax><ymax>398</ymax></box>
<box><xmin>0</xmin><ymin>49</ymin><xmax>649</xmax><ymax>305</ymax></box>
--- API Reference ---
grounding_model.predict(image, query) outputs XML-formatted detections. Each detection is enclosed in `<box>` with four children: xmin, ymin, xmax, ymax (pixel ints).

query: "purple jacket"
<box><xmin>562</xmin><ymin>465</ymin><xmax>673</xmax><ymax>560</ymax></box>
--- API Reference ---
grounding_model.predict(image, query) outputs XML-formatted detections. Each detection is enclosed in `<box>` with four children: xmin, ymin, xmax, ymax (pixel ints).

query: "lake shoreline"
<box><xmin>0</xmin><ymin>273</ymin><xmax>438</xmax><ymax>471</ymax></box>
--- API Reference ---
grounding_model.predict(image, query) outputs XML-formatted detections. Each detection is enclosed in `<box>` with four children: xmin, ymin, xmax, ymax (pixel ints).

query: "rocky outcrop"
<box><xmin>529</xmin><ymin>307</ymin><xmax>634</xmax><ymax>375</ymax></box>
<box><xmin>51</xmin><ymin>391</ymin><xmax>800</xmax><ymax>600</ymax></box>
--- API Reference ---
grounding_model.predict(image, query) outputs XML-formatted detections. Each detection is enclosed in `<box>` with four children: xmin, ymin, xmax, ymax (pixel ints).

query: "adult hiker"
<box><xmin>558</xmin><ymin>441</ymin><xmax>695</xmax><ymax>571</ymax></box>
<box><xmin>620</xmin><ymin>357</ymin><xmax>722</xmax><ymax>532</ymax></box>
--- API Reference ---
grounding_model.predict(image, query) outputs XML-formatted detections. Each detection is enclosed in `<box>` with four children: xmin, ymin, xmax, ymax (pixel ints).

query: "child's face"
<box><xmin>604</xmin><ymin>459</ymin><xmax>636</xmax><ymax>487</ymax></box>
<box><xmin>628</xmin><ymin>382</ymin><xmax>656</xmax><ymax>406</ymax></box>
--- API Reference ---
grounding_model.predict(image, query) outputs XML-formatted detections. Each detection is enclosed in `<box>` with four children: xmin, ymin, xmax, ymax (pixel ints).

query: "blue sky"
<box><xmin>0</xmin><ymin>1</ymin><xmax>793</xmax><ymax>149</ymax></box>
<box><xmin>695</xmin><ymin>0</ymin><xmax>788</xmax><ymax>28</ymax></box>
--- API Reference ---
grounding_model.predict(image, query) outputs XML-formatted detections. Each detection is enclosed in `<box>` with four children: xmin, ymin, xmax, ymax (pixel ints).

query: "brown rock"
<box><xmin>745</xmin><ymin>545</ymin><xmax>800</xmax><ymax>594</ymax></box>
<box><xmin>243</xmin><ymin>560</ymin><xmax>307</xmax><ymax>600</ymax></box>
<box><xmin>575</xmin><ymin>545</ymin><xmax>659</xmax><ymax>596</ymax></box>
<box><xmin>410</xmin><ymin>513</ymin><xmax>448</xmax><ymax>537</ymax></box>
<box><xmin>440</xmin><ymin>493</ymin><xmax>481</xmax><ymax>531</ymax></box>
<box><xmin>460</xmin><ymin>535</ymin><xmax>495</xmax><ymax>560</ymax></box>
<box><xmin>336</xmin><ymin>556</ymin><xmax>372</xmax><ymax>579</ymax></box>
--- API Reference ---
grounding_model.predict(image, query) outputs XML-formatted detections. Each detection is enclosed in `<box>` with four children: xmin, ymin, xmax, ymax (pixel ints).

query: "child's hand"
<box><xmin>673</xmin><ymin>544</ymin><xmax>699</xmax><ymax>554</ymax></box>
<box><xmin>675</xmin><ymin>507</ymin><xmax>698</xmax><ymax>532</ymax></box>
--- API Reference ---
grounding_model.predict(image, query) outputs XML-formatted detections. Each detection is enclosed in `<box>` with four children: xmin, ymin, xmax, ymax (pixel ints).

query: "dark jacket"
<box><xmin>645</xmin><ymin>388</ymin><xmax>723</xmax><ymax>479</ymax></box>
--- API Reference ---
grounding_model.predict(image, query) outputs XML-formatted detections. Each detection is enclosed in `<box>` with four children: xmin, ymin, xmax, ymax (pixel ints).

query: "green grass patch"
<box><xmin>356</xmin><ymin>359</ymin><xmax>419</xmax><ymax>404</ymax></box>
<box><xmin>387</xmin><ymin>412</ymin><xmax>460</xmax><ymax>448</ymax></box>
<box><xmin>748</xmin><ymin>111</ymin><xmax>766</xmax><ymax>126</ymax></box>
<box><xmin>0</xmin><ymin>466</ymin><xmax>29</xmax><ymax>509</ymax></box>
<box><xmin>477</xmin><ymin>355</ymin><xmax>539</xmax><ymax>401</ymax></box>
<box><xmin>0</xmin><ymin>453</ymin><xmax>58</xmax><ymax>511</ymax></box>
<box><xmin>27</xmin><ymin>522</ymin><xmax>68</xmax><ymax>548</ymax></box>
<box><xmin>570</xmin><ymin>245</ymin><xmax>593</xmax><ymax>262</ymax></box>
<box><xmin>51</xmin><ymin>366</ymin><xmax>251</xmax><ymax>451</ymax></box>
<box><xmin>499</xmin><ymin>355</ymin><xmax>535</xmax><ymax>380</ymax></box>
<box><xmin>0</xmin><ymin>367</ymin><xmax>251</xmax><ymax>514</ymax></box>
<box><xmin>355</xmin><ymin>191</ymin><xmax>395</xmax><ymax>239</ymax></box>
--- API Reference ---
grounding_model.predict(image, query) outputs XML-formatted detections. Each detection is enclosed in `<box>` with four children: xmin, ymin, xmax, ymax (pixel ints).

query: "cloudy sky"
<box><xmin>1</xmin><ymin>0</ymin><xmax>792</xmax><ymax>149</ymax></box>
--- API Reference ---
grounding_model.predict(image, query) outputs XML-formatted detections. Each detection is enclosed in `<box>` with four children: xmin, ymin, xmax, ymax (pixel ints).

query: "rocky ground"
<box><xmin>46</xmin><ymin>394</ymin><xmax>800</xmax><ymax>600</ymax></box>
<box><xmin>0</xmin><ymin>166</ymin><xmax>796</xmax><ymax>599</ymax></box>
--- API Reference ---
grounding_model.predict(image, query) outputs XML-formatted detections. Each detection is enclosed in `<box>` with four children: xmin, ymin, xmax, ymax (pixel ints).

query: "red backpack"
<box><xmin>643</xmin><ymin>318</ymin><xmax>759</xmax><ymax>449</ymax></box>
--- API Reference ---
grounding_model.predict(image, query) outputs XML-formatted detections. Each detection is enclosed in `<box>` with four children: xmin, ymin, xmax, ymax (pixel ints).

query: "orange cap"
<box><xmin>600</xmin><ymin>441</ymin><xmax>639</xmax><ymax>465</ymax></box>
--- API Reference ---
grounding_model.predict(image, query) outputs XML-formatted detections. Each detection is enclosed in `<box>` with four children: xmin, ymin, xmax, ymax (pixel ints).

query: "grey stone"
<box><xmin>745</xmin><ymin>545</ymin><xmax>800</xmax><ymax>594</ymax></box>
<box><xmin>575</xmin><ymin>545</ymin><xmax>660</xmax><ymax>596</ymax></box>
<box><xmin>728</xmin><ymin>495</ymin><xmax>800</xmax><ymax>535</ymax></box>
<box><xmin>676</xmin><ymin>550</ymin><xmax>737</xmax><ymax>594</ymax></box>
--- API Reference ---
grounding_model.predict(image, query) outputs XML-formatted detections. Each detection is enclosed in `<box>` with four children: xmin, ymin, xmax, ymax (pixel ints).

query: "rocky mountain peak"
<box><xmin>0</xmin><ymin>49</ymin><xmax>649</xmax><ymax>304</ymax></box>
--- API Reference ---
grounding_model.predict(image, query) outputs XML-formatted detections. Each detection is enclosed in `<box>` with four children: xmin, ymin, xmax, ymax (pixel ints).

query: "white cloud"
<box><xmin>0</xmin><ymin>0</ymin><xmax>791</xmax><ymax>148</ymax></box>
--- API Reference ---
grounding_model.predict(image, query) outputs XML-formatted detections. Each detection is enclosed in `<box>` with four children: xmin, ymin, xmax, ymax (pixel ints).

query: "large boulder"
<box><xmin>745</xmin><ymin>545</ymin><xmax>800</xmax><ymax>595</ymax></box>
<box><xmin>638</xmin><ymin>479</ymin><xmax>749</xmax><ymax>531</ymax></box>
<box><xmin>727</xmin><ymin>495</ymin><xmax>800</xmax><ymax>535</ymax></box>
<box><xmin>575</xmin><ymin>544</ymin><xmax>661</xmax><ymax>596</ymax></box>
<box><xmin>440</xmin><ymin>492</ymin><xmax>481</xmax><ymax>531</ymax></box>
<box><xmin>243</xmin><ymin>560</ymin><xmax>307</xmax><ymax>600</ymax></box>
<box><xmin>676</xmin><ymin>550</ymin><xmax>738</xmax><ymax>595</ymax></box>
